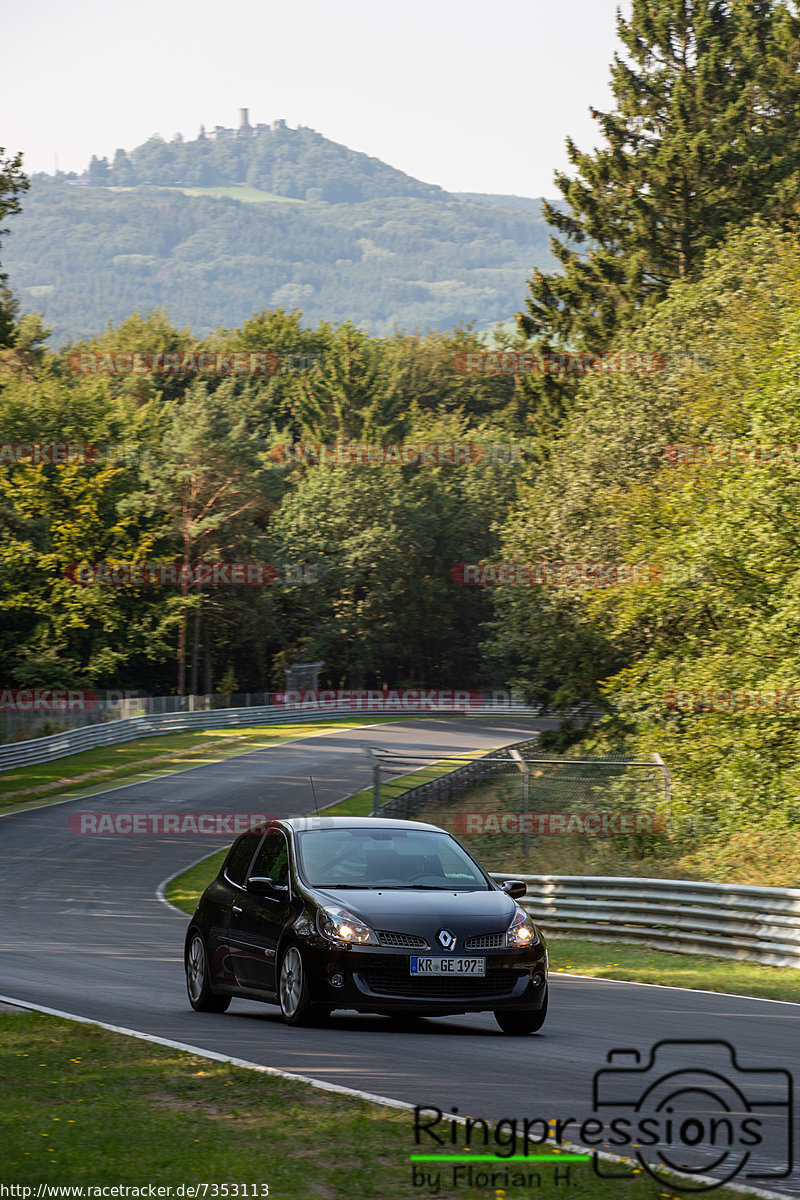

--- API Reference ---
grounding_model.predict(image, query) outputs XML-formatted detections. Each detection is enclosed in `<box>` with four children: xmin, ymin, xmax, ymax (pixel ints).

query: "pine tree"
<box><xmin>518</xmin><ymin>0</ymin><xmax>800</xmax><ymax>355</ymax></box>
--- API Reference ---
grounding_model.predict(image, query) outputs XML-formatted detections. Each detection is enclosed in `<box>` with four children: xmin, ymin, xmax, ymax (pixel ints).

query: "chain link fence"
<box><xmin>375</xmin><ymin>743</ymin><xmax>670</xmax><ymax>874</ymax></box>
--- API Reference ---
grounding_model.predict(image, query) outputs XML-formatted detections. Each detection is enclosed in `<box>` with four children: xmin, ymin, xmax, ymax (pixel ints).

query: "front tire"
<box><xmin>494</xmin><ymin>987</ymin><xmax>547</xmax><ymax>1035</ymax></box>
<box><xmin>278</xmin><ymin>944</ymin><xmax>314</xmax><ymax>1025</ymax></box>
<box><xmin>186</xmin><ymin>931</ymin><xmax>230</xmax><ymax>1013</ymax></box>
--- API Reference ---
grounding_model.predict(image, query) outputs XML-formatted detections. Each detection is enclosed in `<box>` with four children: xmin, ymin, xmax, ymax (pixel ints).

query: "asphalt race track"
<box><xmin>1</xmin><ymin>717</ymin><xmax>799</xmax><ymax>1195</ymax></box>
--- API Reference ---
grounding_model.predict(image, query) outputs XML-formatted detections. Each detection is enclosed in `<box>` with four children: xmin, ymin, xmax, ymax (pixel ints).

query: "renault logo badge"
<box><xmin>437</xmin><ymin>929</ymin><xmax>456</xmax><ymax>951</ymax></box>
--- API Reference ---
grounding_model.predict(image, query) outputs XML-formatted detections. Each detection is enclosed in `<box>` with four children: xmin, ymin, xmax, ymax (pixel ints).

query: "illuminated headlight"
<box><xmin>319</xmin><ymin>905</ymin><xmax>378</xmax><ymax>945</ymax></box>
<box><xmin>506</xmin><ymin>906</ymin><xmax>539</xmax><ymax>948</ymax></box>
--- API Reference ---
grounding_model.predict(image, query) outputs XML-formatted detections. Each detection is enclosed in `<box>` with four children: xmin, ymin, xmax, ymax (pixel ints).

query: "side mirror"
<box><xmin>247</xmin><ymin>875</ymin><xmax>288</xmax><ymax>897</ymax></box>
<box><xmin>500</xmin><ymin>879</ymin><xmax>527</xmax><ymax>899</ymax></box>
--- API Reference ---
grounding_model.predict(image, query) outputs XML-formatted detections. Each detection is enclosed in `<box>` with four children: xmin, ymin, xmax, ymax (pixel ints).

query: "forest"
<box><xmin>3</xmin><ymin>0</ymin><xmax>800</xmax><ymax>871</ymax></box>
<box><xmin>2</xmin><ymin>134</ymin><xmax>556</xmax><ymax>342</ymax></box>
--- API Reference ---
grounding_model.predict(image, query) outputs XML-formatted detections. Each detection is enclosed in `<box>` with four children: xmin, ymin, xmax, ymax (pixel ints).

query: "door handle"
<box><xmin>232</xmin><ymin>904</ymin><xmax>243</xmax><ymax>915</ymax></box>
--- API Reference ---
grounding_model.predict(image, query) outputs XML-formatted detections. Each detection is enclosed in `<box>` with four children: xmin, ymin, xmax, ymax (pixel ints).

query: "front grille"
<box><xmin>464</xmin><ymin>932</ymin><xmax>506</xmax><ymax>950</ymax></box>
<box><xmin>376</xmin><ymin>930</ymin><xmax>429</xmax><ymax>949</ymax></box>
<box><xmin>359</xmin><ymin>968</ymin><xmax>520</xmax><ymax>998</ymax></box>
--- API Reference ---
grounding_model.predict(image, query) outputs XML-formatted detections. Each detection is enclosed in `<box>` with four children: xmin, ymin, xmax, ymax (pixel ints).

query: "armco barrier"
<box><xmin>491</xmin><ymin>874</ymin><xmax>800</xmax><ymax>969</ymax></box>
<box><xmin>0</xmin><ymin>701</ymin><xmax>575</xmax><ymax>773</ymax></box>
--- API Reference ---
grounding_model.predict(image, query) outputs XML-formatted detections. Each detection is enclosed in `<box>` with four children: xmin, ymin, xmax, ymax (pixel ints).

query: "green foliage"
<box><xmin>118</xmin><ymin>125</ymin><xmax>445</xmax><ymax>202</ymax></box>
<box><xmin>281</xmin><ymin>321</ymin><xmax>406</xmax><ymax>442</ymax></box>
<box><xmin>267</xmin><ymin>408</ymin><xmax>523</xmax><ymax>688</ymax></box>
<box><xmin>490</xmin><ymin>220</ymin><xmax>800</xmax><ymax>827</ymax></box>
<box><xmin>522</xmin><ymin>0</ymin><xmax>800</xmax><ymax>351</ymax></box>
<box><xmin>515</xmin><ymin>0</ymin><xmax>800</xmax><ymax>452</ymax></box>
<box><xmin>0</xmin><ymin>147</ymin><xmax>29</xmax><ymax>346</ymax></box>
<box><xmin>3</xmin><ymin>176</ymin><xmax>555</xmax><ymax>344</ymax></box>
<box><xmin>0</xmin><ymin>304</ymin><xmax>524</xmax><ymax>695</ymax></box>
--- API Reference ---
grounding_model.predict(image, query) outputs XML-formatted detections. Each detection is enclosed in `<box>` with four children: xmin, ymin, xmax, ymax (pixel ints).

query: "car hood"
<box><xmin>311</xmin><ymin>885</ymin><xmax>518</xmax><ymax>939</ymax></box>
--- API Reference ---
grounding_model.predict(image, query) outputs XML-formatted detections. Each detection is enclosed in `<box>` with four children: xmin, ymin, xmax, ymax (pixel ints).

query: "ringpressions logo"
<box><xmin>411</xmin><ymin>1040</ymin><xmax>793</xmax><ymax>1193</ymax></box>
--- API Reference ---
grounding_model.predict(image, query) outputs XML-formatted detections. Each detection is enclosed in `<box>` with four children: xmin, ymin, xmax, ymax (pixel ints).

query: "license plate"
<box><xmin>410</xmin><ymin>956</ymin><xmax>486</xmax><ymax>976</ymax></box>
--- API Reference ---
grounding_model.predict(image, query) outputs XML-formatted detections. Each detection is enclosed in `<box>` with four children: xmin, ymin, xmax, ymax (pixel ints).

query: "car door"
<box><xmin>228</xmin><ymin>829</ymin><xmax>292</xmax><ymax>992</ymax></box>
<box><xmin>206</xmin><ymin>831</ymin><xmax>263</xmax><ymax>984</ymax></box>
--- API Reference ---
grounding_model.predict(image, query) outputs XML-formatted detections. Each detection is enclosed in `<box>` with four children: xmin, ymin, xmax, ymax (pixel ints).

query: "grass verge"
<box><xmin>0</xmin><ymin>718</ymin><xmax>406</xmax><ymax>815</ymax></box>
<box><xmin>1</xmin><ymin>1009</ymin><xmax>761</xmax><ymax>1200</ymax></box>
<box><xmin>166</xmin><ymin>848</ymin><xmax>228</xmax><ymax>913</ymax></box>
<box><xmin>549</xmin><ymin>936</ymin><xmax>800</xmax><ymax>1003</ymax></box>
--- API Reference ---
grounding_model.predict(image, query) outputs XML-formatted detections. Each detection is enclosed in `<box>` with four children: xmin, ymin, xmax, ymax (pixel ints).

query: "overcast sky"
<box><xmin>3</xmin><ymin>0</ymin><xmax>629</xmax><ymax>198</ymax></box>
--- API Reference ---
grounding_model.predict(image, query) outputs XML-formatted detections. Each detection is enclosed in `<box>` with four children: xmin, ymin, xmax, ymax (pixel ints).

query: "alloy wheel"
<box><xmin>187</xmin><ymin>935</ymin><xmax>205</xmax><ymax>1003</ymax></box>
<box><xmin>280</xmin><ymin>946</ymin><xmax>303</xmax><ymax>1017</ymax></box>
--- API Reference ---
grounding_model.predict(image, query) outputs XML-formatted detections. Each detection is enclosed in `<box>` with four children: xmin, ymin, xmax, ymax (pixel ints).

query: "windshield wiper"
<box><xmin>312</xmin><ymin>883</ymin><xmax>371</xmax><ymax>889</ymax></box>
<box><xmin>372</xmin><ymin>884</ymin><xmax>480</xmax><ymax>890</ymax></box>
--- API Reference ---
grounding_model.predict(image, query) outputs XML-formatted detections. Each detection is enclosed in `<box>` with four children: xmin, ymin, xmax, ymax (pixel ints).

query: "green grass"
<box><xmin>0</xmin><ymin>1010</ymin><xmax>762</xmax><ymax>1199</ymax></box>
<box><xmin>167</xmin><ymin>848</ymin><xmax>228</xmax><ymax>913</ymax></box>
<box><xmin>0</xmin><ymin>718</ymin><xmax>407</xmax><ymax>815</ymax></box>
<box><xmin>549</xmin><ymin>936</ymin><xmax>800</xmax><ymax>1003</ymax></box>
<box><xmin>154</xmin><ymin>185</ymin><xmax>306</xmax><ymax>204</ymax></box>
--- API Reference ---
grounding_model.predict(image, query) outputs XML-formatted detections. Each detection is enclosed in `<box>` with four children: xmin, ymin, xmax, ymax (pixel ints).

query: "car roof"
<box><xmin>263</xmin><ymin>816</ymin><xmax>446</xmax><ymax>834</ymax></box>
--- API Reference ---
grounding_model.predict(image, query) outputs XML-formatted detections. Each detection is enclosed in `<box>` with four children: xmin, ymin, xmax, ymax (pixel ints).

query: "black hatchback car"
<box><xmin>184</xmin><ymin>816</ymin><xmax>548</xmax><ymax>1034</ymax></box>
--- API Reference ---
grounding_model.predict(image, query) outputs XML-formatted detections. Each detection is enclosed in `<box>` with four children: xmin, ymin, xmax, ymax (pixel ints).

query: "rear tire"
<box><xmin>494</xmin><ymin>987</ymin><xmax>547</xmax><ymax>1035</ymax></box>
<box><xmin>186</xmin><ymin>931</ymin><xmax>231</xmax><ymax>1013</ymax></box>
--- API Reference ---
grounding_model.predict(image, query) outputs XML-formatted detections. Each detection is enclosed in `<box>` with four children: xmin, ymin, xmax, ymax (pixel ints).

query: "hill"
<box><xmin>2</xmin><ymin>122</ymin><xmax>556</xmax><ymax>343</ymax></box>
<box><xmin>89</xmin><ymin>120</ymin><xmax>447</xmax><ymax>203</ymax></box>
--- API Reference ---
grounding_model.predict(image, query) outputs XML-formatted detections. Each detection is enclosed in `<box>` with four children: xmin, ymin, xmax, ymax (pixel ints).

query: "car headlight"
<box><xmin>506</xmin><ymin>906</ymin><xmax>539</xmax><ymax>948</ymax></box>
<box><xmin>319</xmin><ymin>905</ymin><xmax>379</xmax><ymax>945</ymax></box>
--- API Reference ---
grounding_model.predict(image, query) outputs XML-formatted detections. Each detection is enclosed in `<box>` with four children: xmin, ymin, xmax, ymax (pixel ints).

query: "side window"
<box><xmin>223</xmin><ymin>833</ymin><xmax>261</xmax><ymax>887</ymax></box>
<box><xmin>249</xmin><ymin>831</ymin><xmax>290</xmax><ymax>887</ymax></box>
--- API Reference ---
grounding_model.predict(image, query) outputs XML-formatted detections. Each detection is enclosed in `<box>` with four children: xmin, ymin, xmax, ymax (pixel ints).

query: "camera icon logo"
<box><xmin>592</xmin><ymin>1039</ymin><xmax>793</xmax><ymax>1192</ymax></box>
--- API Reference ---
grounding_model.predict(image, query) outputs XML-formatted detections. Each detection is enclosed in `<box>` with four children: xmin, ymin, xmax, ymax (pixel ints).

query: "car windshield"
<box><xmin>295</xmin><ymin>828</ymin><xmax>490</xmax><ymax>890</ymax></box>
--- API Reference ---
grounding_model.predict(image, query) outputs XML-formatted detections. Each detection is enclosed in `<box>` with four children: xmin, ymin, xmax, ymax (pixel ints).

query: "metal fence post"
<box><xmin>509</xmin><ymin>748</ymin><xmax>530</xmax><ymax>860</ymax></box>
<box><xmin>362</xmin><ymin>746</ymin><xmax>383</xmax><ymax>816</ymax></box>
<box><xmin>651</xmin><ymin>752</ymin><xmax>671</xmax><ymax>817</ymax></box>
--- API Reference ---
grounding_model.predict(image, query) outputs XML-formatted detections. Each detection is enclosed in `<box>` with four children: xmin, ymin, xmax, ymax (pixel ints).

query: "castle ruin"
<box><xmin>198</xmin><ymin>110</ymin><xmax>287</xmax><ymax>141</ymax></box>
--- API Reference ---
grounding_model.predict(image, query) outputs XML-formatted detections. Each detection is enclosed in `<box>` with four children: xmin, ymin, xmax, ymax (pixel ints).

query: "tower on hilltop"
<box><xmin>199</xmin><ymin>111</ymin><xmax>284</xmax><ymax>140</ymax></box>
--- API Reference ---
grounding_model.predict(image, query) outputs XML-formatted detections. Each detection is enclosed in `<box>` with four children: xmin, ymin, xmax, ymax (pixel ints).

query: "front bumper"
<box><xmin>301</xmin><ymin>936</ymin><xmax>548</xmax><ymax>1015</ymax></box>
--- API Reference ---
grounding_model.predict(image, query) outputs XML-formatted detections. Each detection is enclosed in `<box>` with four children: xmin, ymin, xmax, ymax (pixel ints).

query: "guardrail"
<box><xmin>490</xmin><ymin>874</ymin><xmax>800</xmax><ymax>969</ymax></box>
<box><xmin>0</xmin><ymin>701</ymin><xmax>571</xmax><ymax>772</ymax></box>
